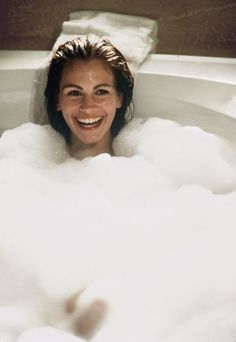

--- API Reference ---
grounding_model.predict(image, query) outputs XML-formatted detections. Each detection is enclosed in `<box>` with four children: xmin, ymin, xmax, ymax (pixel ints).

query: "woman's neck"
<box><xmin>68</xmin><ymin>133</ymin><xmax>113</xmax><ymax>159</ymax></box>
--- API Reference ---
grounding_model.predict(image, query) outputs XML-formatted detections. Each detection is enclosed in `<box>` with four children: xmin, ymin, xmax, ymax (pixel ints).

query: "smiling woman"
<box><xmin>45</xmin><ymin>34</ymin><xmax>134</xmax><ymax>159</ymax></box>
<box><xmin>58</xmin><ymin>59</ymin><xmax>122</xmax><ymax>157</ymax></box>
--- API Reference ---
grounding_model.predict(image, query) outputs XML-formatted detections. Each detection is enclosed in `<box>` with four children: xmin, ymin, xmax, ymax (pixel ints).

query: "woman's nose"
<box><xmin>79</xmin><ymin>95</ymin><xmax>96</xmax><ymax>113</ymax></box>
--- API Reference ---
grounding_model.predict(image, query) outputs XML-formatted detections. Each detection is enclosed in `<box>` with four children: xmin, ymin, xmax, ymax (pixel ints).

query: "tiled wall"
<box><xmin>1</xmin><ymin>0</ymin><xmax>236</xmax><ymax>57</ymax></box>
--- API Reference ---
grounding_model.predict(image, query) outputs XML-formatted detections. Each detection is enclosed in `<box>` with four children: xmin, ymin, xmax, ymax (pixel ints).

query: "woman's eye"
<box><xmin>67</xmin><ymin>90</ymin><xmax>82</xmax><ymax>96</ymax></box>
<box><xmin>96</xmin><ymin>89</ymin><xmax>109</xmax><ymax>96</ymax></box>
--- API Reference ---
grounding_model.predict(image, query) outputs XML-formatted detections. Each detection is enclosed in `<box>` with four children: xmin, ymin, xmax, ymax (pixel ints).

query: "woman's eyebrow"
<box><xmin>62</xmin><ymin>84</ymin><xmax>83</xmax><ymax>90</ymax></box>
<box><xmin>62</xmin><ymin>83</ymin><xmax>115</xmax><ymax>90</ymax></box>
<box><xmin>94</xmin><ymin>83</ymin><xmax>115</xmax><ymax>89</ymax></box>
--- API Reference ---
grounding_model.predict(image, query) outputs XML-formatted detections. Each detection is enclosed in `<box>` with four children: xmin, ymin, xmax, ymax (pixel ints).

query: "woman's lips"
<box><xmin>75</xmin><ymin>116</ymin><xmax>104</xmax><ymax>130</ymax></box>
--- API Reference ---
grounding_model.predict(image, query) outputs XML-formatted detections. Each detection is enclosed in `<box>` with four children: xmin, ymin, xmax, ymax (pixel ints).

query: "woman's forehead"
<box><xmin>62</xmin><ymin>58</ymin><xmax>115</xmax><ymax>81</ymax></box>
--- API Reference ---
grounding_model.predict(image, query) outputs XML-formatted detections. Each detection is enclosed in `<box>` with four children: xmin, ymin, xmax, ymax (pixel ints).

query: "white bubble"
<box><xmin>1</xmin><ymin>119</ymin><xmax>236</xmax><ymax>341</ymax></box>
<box><xmin>18</xmin><ymin>327</ymin><xmax>85</xmax><ymax>342</ymax></box>
<box><xmin>114</xmin><ymin>117</ymin><xmax>236</xmax><ymax>193</ymax></box>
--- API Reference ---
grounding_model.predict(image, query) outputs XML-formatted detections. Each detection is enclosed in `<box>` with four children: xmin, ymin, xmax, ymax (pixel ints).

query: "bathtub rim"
<box><xmin>0</xmin><ymin>50</ymin><xmax>236</xmax><ymax>140</ymax></box>
<box><xmin>0</xmin><ymin>50</ymin><xmax>235</xmax><ymax>71</ymax></box>
<box><xmin>0</xmin><ymin>50</ymin><xmax>235</xmax><ymax>87</ymax></box>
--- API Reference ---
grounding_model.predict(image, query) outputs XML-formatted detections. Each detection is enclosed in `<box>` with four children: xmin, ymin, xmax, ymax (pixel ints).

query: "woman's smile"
<box><xmin>75</xmin><ymin>115</ymin><xmax>104</xmax><ymax>130</ymax></box>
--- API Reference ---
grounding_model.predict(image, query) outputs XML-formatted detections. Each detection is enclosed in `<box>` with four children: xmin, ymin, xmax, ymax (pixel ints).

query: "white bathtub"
<box><xmin>1</xmin><ymin>50</ymin><xmax>236</xmax><ymax>341</ymax></box>
<box><xmin>0</xmin><ymin>50</ymin><xmax>236</xmax><ymax>143</ymax></box>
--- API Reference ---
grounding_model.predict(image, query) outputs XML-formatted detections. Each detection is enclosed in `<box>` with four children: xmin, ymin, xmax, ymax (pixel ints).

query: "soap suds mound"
<box><xmin>0</xmin><ymin>118</ymin><xmax>236</xmax><ymax>341</ymax></box>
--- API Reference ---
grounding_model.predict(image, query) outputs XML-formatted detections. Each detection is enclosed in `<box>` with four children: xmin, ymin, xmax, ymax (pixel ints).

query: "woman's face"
<box><xmin>57</xmin><ymin>58</ymin><xmax>122</xmax><ymax>146</ymax></box>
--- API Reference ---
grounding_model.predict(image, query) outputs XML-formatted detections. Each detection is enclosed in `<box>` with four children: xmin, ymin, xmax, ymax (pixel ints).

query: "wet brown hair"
<box><xmin>44</xmin><ymin>34</ymin><xmax>134</xmax><ymax>144</ymax></box>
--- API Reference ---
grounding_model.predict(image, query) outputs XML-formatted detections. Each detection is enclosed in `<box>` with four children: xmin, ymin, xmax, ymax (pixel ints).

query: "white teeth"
<box><xmin>77</xmin><ymin>117</ymin><xmax>102</xmax><ymax>124</ymax></box>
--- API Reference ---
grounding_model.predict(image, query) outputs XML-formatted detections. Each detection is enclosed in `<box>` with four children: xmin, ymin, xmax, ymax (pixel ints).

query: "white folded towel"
<box><xmin>30</xmin><ymin>11</ymin><xmax>158</xmax><ymax>125</ymax></box>
<box><xmin>53</xmin><ymin>11</ymin><xmax>158</xmax><ymax>70</ymax></box>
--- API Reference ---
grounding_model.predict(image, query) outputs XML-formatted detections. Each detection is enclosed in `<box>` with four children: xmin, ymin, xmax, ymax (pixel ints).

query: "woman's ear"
<box><xmin>116</xmin><ymin>93</ymin><xmax>123</xmax><ymax>109</ymax></box>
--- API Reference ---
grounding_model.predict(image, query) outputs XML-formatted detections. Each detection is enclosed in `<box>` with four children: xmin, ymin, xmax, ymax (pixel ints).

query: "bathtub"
<box><xmin>0</xmin><ymin>50</ymin><xmax>236</xmax><ymax>143</ymax></box>
<box><xmin>1</xmin><ymin>50</ymin><xmax>236</xmax><ymax>342</ymax></box>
